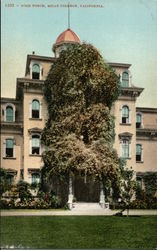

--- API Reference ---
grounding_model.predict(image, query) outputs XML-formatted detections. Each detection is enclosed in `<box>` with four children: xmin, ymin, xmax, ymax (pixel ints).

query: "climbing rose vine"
<box><xmin>42</xmin><ymin>43</ymin><xmax>121</xmax><ymax>184</ymax></box>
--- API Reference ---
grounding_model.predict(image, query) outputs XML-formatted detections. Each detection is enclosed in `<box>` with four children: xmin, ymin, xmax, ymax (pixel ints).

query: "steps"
<box><xmin>72</xmin><ymin>202</ymin><xmax>104</xmax><ymax>210</ymax></box>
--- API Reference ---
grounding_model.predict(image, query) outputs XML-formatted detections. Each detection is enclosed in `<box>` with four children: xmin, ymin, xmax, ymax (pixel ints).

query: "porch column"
<box><xmin>99</xmin><ymin>182</ymin><xmax>105</xmax><ymax>209</ymax></box>
<box><xmin>68</xmin><ymin>174</ymin><xmax>73</xmax><ymax>210</ymax></box>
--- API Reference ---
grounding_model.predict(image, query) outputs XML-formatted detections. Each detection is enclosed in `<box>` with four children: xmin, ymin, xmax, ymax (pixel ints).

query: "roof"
<box><xmin>55</xmin><ymin>28</ymin><xmax>80</xmax><ymax>45</ymax></box>
<box><xmin>108</xmin><ymin>62</ymin><xmax>131</xmax><ymax>68</ymax></box>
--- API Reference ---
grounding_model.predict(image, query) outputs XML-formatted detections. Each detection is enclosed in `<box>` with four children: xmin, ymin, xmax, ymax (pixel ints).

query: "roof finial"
<box><xmin>68</xmin><ymin>2</ymin><xmax>70</xmax><ymax>29</ymax></box>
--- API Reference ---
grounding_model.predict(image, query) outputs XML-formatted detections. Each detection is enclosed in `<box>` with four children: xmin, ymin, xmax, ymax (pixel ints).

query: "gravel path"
<box><xmin>1</xmin><ymin>209</ymin><xmax>157</xmax><ymax>216</ymax></box>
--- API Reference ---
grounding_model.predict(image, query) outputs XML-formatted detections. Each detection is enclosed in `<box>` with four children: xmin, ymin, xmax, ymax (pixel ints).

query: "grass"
<box><xmin>1</xmin><ymin>216</ymin><xmax>157</xmax><ymax>249</ymax></box>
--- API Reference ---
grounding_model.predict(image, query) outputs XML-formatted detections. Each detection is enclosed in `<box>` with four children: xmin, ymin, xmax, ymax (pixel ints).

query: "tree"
<box><xmin>120</xmin><ymin>167</ymin><xmax>136</xmax><ymax>216</ymax></box>
<box><xmin>41</xmin><ymin>43</ymin><xmax>120</xmax><ymax>190</ymax></box>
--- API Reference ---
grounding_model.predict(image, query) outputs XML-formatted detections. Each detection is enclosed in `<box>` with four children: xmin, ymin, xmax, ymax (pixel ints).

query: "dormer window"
<box><xmin>136</xmin><ymin>113</ymin><xmax>142</xmax><ymax>128</ymax></box>
<box><xmin>122</xmin><ymin>105</ymin><xmax>130</xmax><ymax>124</ymax></box>
<box><xmin>32</xmin><ymin>100</ymin><xmax>40</xmax><ymax>119</ymax></box>
<box><xmin>32</xmin><ymin>64</ymin><xmax>40</xmax><ymax>79</ymax></box>
<box><xmin>121</xmin><ymin>72</ymin><xmax>129</xmax><ymax>87</ymax></box>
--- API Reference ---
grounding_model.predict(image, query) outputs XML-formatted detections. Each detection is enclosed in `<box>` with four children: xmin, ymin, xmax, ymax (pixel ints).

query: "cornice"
<box><xmin>17</xmin><ymin>78</ymin><xmax>45</xmax><ymax>85</ymax></box>
<box><xmin>136</xmin><ymin>128</ymin><xmax>157</xmax><ymax>139</ymax></box>
<box><xmin>136</xmin><ymin>171</ymin><xmax>157</xmax><ymax>176</ymax></box>
<box><xmin>16</xmin><ymin>78</ymin><xmax>44</xmax><ymax>98</ymax></box>
<box><xmin>120</xmin><ymin>87</ymin><xmax>144</xmax><ymax>97</ymax></box>
<box><xmin>1</xmin><ymin>122</ymin><xmax>23</xmax><ymax>134</ymax></box>
<box><xmin>108</xmin><ymin>62</ymin><xmax>131</xmax><ymax>68</ymax></box>
<box><xmin>136</xmin><ymin>107</ymin><xmax>157</xmax><ymax>113</ymax></box>
<box><xmin>1</xmin><ymin>98</ymin><xmax>21</xmax><ymax>104</ymax></box>
<box><xmin>28</xmin><ymin>127</ymin><xmax>42</xmax><ymax>134</ymax></box>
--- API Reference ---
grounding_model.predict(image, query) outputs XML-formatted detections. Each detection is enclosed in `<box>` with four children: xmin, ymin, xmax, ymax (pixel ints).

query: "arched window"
<box><xmin>122</xmin><ymin>72</ymin><xmax>129</xmax><ymax>87</ymax></box>
<box><xmin>136</xmin><ymin>113</ymin><xmax>142</xmax><ymax>128</ymax></box>
<box><xmin>122</xmin><ymin>139</ymin><xmax>130</xmax><ymax>159</ymax></box>
<box><xmin>31</xmin><ymin>173</ymin><xmax>40</xmax><ymax>184</ymax></box>
<box><xmin>5</xmin><ymin>139</ymin><xmax>14</xmax><ymax>158</ymax></box>
<box><xmin>6</xmin><ymin>106</ymin><xmax>14</xmax><ymax>122</ymax></box>
<box><xmin>32</xmin><ymin>64</ymin><xmax>40</xmax><ymax>79</ymax></box>
<box><xmin>136</xmin><ymin>144</ymin><xmax>142</xmax><ymax>162</ymax></box>
<box><xmin>31</xmin><ymin>134</ymin><xmax>40</xmax><ymax>155</ymax></box>
<box><xmin>122</xmin><ymin>106</ymin><xmax>129</xmax><ymax>124</ymax></box>
<box><xmin>32</xmin><ymin>100</ymin><xmax>40</xmax><ymax>119</ymax></box>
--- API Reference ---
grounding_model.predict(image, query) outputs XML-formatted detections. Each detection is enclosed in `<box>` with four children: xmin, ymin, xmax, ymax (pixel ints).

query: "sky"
<box><xmin>1</xmin><ymin>0</ymin><xmax>157</xmax><ymax>108</ymax></box>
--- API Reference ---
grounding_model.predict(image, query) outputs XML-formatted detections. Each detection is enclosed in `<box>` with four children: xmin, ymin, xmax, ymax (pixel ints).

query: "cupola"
<box><xmin>53</xmin><ymin>28</ymin><xmax>80</xmax><ymax>57</ymax></box>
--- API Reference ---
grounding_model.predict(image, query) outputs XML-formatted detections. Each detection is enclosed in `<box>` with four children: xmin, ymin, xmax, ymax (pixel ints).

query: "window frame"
<box><xmin>121</xmin><ymin>105</ymin><xmax>130</xmax><ymax>124</ymax></box>
<box><xmin>136</xmin><ymin>176</ymin><xmax>143</xmax><ymax>189</ymax></box>
<box><xmin>136</xmin><ymin>113</ymin><xmax>143</xmax><ymax>128</ymax></box>
<box><xmin>136</xmin><ymin>144</ymin><xmax>143</xmax><ymax>162</ymax></box>
<box><xmin>31</xmin><ymin>99</ymin><xmax>40</xmax><ymax>119</ymax></box>
<box><xmin>30</xmin><ymin>133</ymin><xmax>41</xmax><ymax>156</ymax></box>
<box><xmin>121</xmin><ymin>139</ymin><xmax>130</xmax><ymax>159</ymax></box>
<box><xmin>121</xmin><ymin>71</ymin><xmax>129</xmax><ymax>87</ymax></box>
<box><xmin>31</xmin><ymin>173</ymin><xmax>40</xmax><ymax>184</ymax></box>
<box><xmin>30</xmin><ymin>61</ymin><xmax>42</xmax><ymax>80</ymax></box>
<box><xmin>4</xmin><ymin>138</ymin><xmax>15</xmax><ymax>158</ymax></box>
<box><xmin>4</xmin><ymin>103</ymin><xmax>15</xmax><ymax>122</ymax></box>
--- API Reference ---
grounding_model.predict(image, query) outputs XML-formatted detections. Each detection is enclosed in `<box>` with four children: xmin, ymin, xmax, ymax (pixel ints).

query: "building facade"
<box><xmin>1</xmin><ymin>28</ymin><xmax>157</xmax><ymax>195</ymax></box>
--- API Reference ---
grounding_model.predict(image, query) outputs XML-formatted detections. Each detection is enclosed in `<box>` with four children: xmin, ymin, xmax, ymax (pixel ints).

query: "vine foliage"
<box><xmin>42</xmin><ymin>43</ymin><xmax>121</xmax><ymax>185</ymax></box>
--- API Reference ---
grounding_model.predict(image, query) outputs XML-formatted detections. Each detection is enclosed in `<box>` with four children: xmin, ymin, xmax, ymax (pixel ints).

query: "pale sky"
<box><xmin>1</xmin><ymin>0</ymin><xmax>157</xmax><ymax>108</ymax></box>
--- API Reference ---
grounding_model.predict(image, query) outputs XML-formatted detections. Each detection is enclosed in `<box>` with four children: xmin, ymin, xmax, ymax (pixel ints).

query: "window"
<box><xmin>136</xmin><ymin>144</ymin><xmax>142</xmax><ymax>162</ymax></box>
<box><xmin>6</xmin><ymin>139</ymin><xmax>14</xmax><ymax>158</ymax></box>
<box><xmin>32</xmin><ymin>100</ymin><xmax>40</xmax><ymax>118</ymax></box>
<box><xmin>32</xmin><ymin>64</ymin><xmax>40</xmax><ymax>79</ymax></box>
<box><xmin>122</xmin><ymin>72</ymin><xmax>129</xmax><ymax>87</ymax></box>
<box><xmin>122</xmin><ymin>106</ymin><xmax>129</xmax><ymax>124</ymax></box>
<box><xmin>32</xmin><ymin>134</ymin><xmax>40</xmax><ymax>155</ymax></box>
<box><xmin>136</xmin><ymin>113</ymin><xmax>142</xmax><ymax>128</ymax></box>
<box><xmin>6</xmin><ymin>106</ymin><xmax>14</xmax><ymax>122</ymax></box>
<box><xmin>136</xmin><ymin>176</ymin><xmax>142</xmax><ymax>188</ymax></box>
<box><xmin>31</xmin><ymin>173</ymin><xmax>40</xmax><ymax>184</ymax></box>
<box><xmin>122</xmin><ymin>139</ymin><xmax>130</xmax><ymax>158</ymax></box>
<box><xmin>7</xmin><ymin>174</ymin><xmax>14</xmax><ymax>185</ymax></box>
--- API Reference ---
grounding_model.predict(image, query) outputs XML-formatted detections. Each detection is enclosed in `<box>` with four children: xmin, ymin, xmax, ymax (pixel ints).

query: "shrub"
<box><xmin>17</xmin><ymin>180</ymin><xmax>32</xmax><ymax>201</ymax></box>
<box><xmin>50</xmin><ymin>195</ymin><xmax>61</xmax><ymax>208</ymax></box>
<box><xmin>130</xmin><ymin>200</ymin><xmax>147</xmax><ymax>209</ymax></box>
<box><xmin>0</xmin><ymin>199</ymin><xmax>8</xmax><ymax>209</ymax></box>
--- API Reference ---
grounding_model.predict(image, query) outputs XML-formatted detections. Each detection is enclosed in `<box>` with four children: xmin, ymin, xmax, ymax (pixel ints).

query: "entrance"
<box><xmin>74</xmin><ymin>175</ymin><xmax>100</xmax><ymax>202</ymax></box>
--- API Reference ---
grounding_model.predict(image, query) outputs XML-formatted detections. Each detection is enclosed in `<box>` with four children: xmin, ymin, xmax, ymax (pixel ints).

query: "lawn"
<box><xmin>1</xmin><ymin>216</ymin><xmax>157</xmax><ymax>249</ymax></box>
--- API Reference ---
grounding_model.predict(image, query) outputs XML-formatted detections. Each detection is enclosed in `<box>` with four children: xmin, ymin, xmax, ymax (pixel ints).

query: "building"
<box><xmin>1</xmin><ymin>28</ymin><xmax>157</xmax><ymax>203</ymax></box>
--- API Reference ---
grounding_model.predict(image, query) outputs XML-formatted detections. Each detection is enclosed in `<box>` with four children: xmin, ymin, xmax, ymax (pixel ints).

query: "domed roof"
<box><xmin>55</xmin><ymin>28</ymin><xmax>80</xmax><ymax>45</ymax></box>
